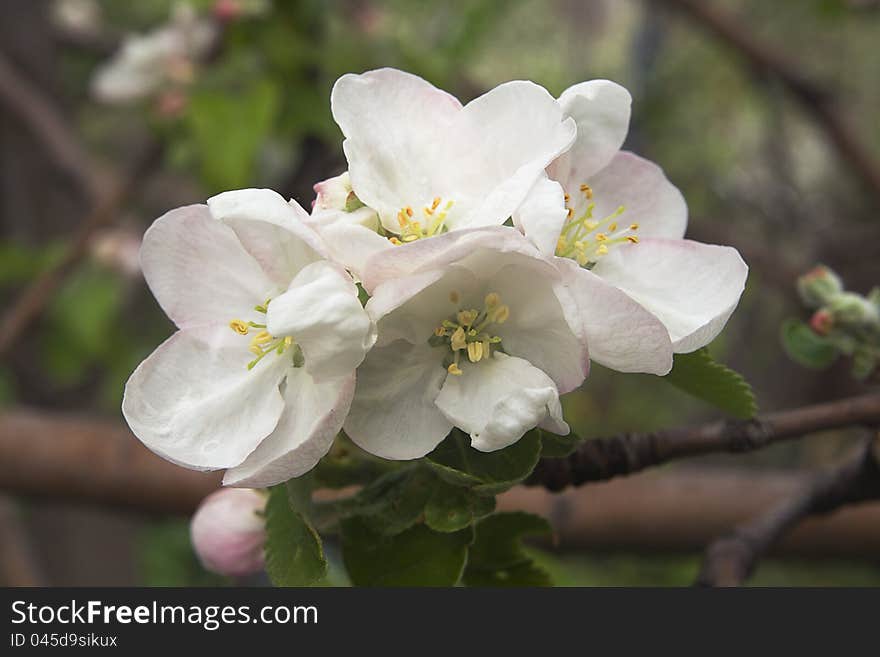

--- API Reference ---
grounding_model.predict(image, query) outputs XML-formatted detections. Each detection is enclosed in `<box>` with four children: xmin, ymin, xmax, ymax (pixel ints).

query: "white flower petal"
<box><xmin>549</xmin><ymin>79</ymin><xmax>631</xmax><ymax>183</ymax></box>
<box><xmin>331</xmin><ymin>68</ymin><xmax>463</xmax><ymax>230</ymax></box>
<box><xmin>585</xmin><ymin>151</ymin><xmax>687</xmax><ymax>240</ymax></box>
<box><xmin>344</xmin><ymin>341</ymin><xmax>452</xmax><ymax>460</ymax></box>
<box><xmin>444</xmin><ymin>80</ymin><xmax>577</xmax><ymax>230</ymax></box>
<box><xmin>557</xmin><ymin>257</ymin><xmax>673</xmax><ymax>374</ymax></box>
<box><xmin>266</xmin><ymin>260</ymin><xmax>374</xmax><ymax>381</ymax></box>
<box><xmin>592</xmin><ymin>238</ymin><xmax>748</xmax><ymax>352</ymax></box>
<box><xmin>513</xmin><ymin>175</ymin><xmax>568</xmax><ymax>256</ymax></box>
<box><xmin>222</xmin><ymin>370</ymin><xmax>355</xmax><ymax>488</ymax></box>
<box><xmin>207</xmin><ymin>188</ymin><xmax>327</xmax><ymax>286</ymax></box>
<box><xmin>140</xmin><ymin>204</ymin><xmax>275</xmax><ymax>329</ymax></box>
<box><xmin>122</xmin><ymin>327</ymin><xmax>287</xmax><ymax>470</ymax></box>
<box><xmin>435</xmin><ymin>353</ymin><xmax>568</xmax><ymax>452</ymax></box>
<box><xmin>310</xmin><ymin>222</ymin><xmax>392</xmax><ymax>282</ymax></box>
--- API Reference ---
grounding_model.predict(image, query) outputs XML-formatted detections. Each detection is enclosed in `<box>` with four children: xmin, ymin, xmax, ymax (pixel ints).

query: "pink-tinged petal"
<box><xmin>360</xmin><ymin>226</ymin><xmax>540</xmax><ymax>293</ymax></box>
<box><xmin>556</xmin><ymin>257</ymin><xmax>673</xmax><ymax>375</ymax></box>
<box><xmin>331</xmin><ymin>68</ymin><xmax>462</xmax><ymax>230</ymax></box>
<box><xmin>223</xmin><ymin>371</ymin><xmax>354</xmax><ymax>488</ymax></box>
<box><xmin>122</xmin><ymin>326</ymin><xmax>287</xmax><ymax>470</ymax></box>
<box><xmin>584</xmin><ymin>151</ymin><xmax>687</xmax><ymax>240</ymax></box>
<box><xmin>311</xmin><ymin>222</ymin><xmax>392</xmax><ymax>282</ymax></box>
<box><xmin>444</xmin><ymin>80</ymin><xmax>577</xmax><ymax>230</ymax></box>
<box><xmin>266</xmin><ymin>261</ymin><xmax>374</xmax><ymax>382</ymax></box>
<box><xmin>487</xmin><ymin>257</ymin><xmax>590</xmax><ymax>394</ymax></box>
<box><xmin>207</xmin><ymin>188</ymin><xmax>328</xmax><ymax>287</ymax></box>
<box><xmin>592</xmin><ymin>238</ymin><xmax>748</xmax><ymax>352</ymax></box>
<box><xmin>344</xmin><ymin>340</ymin><xmax>452</xmax><ymax>460</ymax></box>
<box><xmin>549</xmin><ymin>79</ymin><xmax>631</xmax><ymax>183</ymax></box>
<box><xmin>514</xmin><ymin>175</ymin><xmax>568</xmax><ymax>256</ymax></box>
<box><xmin>435</xmin><ymin>353</ymin><xmax>568</xmax><ymax>452</ymax></box>
<box><xmin>190</xmin><ymin>488</ymin><xmax>266</xmax><ymax>577</ymax></box>
<box><xmin>140</xmin><ymin>204</ymin><xmax>275</xmax><ymax>330</ymax></box>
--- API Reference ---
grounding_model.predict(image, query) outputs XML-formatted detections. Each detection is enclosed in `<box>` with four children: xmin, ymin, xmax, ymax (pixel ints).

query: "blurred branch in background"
<box><xmin>653</xmin><ymin>0</ymin><xmax>880</xmax><ymax>205</ymax></box>
<box><xmin>697</xmin><ymin>434</ymin><xmax>880</xmax><ymax>586</ymax></box>
<box><xmin>0</xmin><ymin>495</ymin><xmax>46</xmax><ymax>586</ymax></box>
<box><xmin>530</xmin><ymin>391</ymin><xmax>880</xmax><ymax>489</ymax></box>
<box><xmin>0</xmin><ymin>137</ymin><xmax>162</xmax><ymax>362</ymax></box>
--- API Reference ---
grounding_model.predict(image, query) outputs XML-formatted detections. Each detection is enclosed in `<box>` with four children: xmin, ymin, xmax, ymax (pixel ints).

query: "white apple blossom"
<box><xmin>344</xmin><ymin>227</ymin><xmax>589</xmax><ymax>459</ymax></box>
<box><xmin>122</xmin><ymin>189</ymin><xmax>374</xmax><ymax>487</ymax></box>
<box><xmin>191</xmin><ymin>488</ymin><xmax>266</xmax><ymax>577</ymax></box>
<box><xmin>309</xmin><ymin>68</ymin><xmax>578</xmax><ymax>278</ymax></box>
<box><xmin>91</xmin><ymin>3</ymin><xmax>216</xmax><ymax>104</ymax></box>
<box><xmin>515</xmin><ymin>80</ymin><xmax>748</xmax><ymax>375</ymax></box>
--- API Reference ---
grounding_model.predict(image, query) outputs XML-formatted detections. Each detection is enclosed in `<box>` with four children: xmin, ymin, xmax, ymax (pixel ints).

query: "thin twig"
<box><xmin>529</xmin><ymin>391</ymin><xmax>880</xmax><ymax>490</ymax></box>
<box><xmin>0</xmin><ymin>51</ymin><xmax>101</xmax><ymax>198</ymax></box>
<box><xmin>696</xmin><ymin>435</ymin><xmax>880</xmax><ymax>586</ymax></box>
<box><xmin>0</xmin><ymin>137</ymin><xmax>163</xmax><ymax>361</ymax></box>
<box><xmin>653</xmin><ymin>0</ymin><xmax>880</xmax><ymax>204</ymax></box>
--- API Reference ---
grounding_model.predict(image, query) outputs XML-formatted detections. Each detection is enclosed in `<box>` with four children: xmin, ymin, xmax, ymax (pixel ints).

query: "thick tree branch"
<box><xmin>696</xmin><ymin>436</ymin><xmax>880</xmax><ymax>586</ymax></box>
<box><xmin>0</xmin><ymin>137</ymin><xmax>163</xmax><ymax>361</ymax></box>
<box><xmin>529</xmin><ymin>391</ymin><xmax>880</xmax><ymax>490</ymax></box>
<box><xmin>653</xmin><ymin>0</ymin><xmax>880</xmax><ymax>204</ymax></box>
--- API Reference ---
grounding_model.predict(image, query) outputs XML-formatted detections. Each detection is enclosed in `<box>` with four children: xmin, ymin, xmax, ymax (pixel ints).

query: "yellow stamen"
<box><xmin>597</xmin><ymin>244</ymin><xmax>609</xmax><ymax>256</ymax></box>
<box><xmin>451</xmin><ymin>327</ymin><xmax>467</xmax><ymax>351</ymax></box>
<box><xmin>467</xmin><ymin>341</ymin><xmax>483</xmax><ymax>363</ymax></box>
<box><xmin>405</xmin><ymin>206</ymin><xmax>413</xmax><ymax>217</ymax></box>
<box><xmin>229</xmin><ymin>319</ymin><xmax>249</xmax><ymax>335</ymax></box>
<box><xmin>484</xmin><ymin>292</ymin><xmax>501</xmax><ymax>308</ymax></box>
<box><xmin>447</xmin><ymin>363</ymin><xmax>463</xmax><ymax>376</ymax></box>
<box><xmin>493</xmin><ymin>305</ymin><xmax>510</xmax><ymax>324</ymax></box>
<box><xmin>432</xmin><ymin>197</ymin><xmax>441</xmax><ymax>210</ymax></box>
<box><xmin>630</xmin><ymin>223</ymin><xmax>639</xmax><ymax>230</ymax></box>
<box><xmin>389</xmin><ymin>237</ymin><xmax>402</xmax><ymax>245</ymax></box>
<box><xmin>457</xmin><ymin>310</ymin><xmax>478</xmax><ymax>327</ymax></box>
<box><xmin>626</xmin><ymin>235</ymin><xmax>640</xmax><ymax>244</ymax></box>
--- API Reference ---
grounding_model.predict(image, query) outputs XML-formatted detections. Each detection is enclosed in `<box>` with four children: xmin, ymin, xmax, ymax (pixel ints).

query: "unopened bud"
<box><xmin>827</xmin><ymin>292</ymin><xmax>880</xmax><ymax>329</ymax></box>
<box><xmin>797</xmin><ymin>265</ymin><xmax>843</xmax><ymax>308</ymax></box>
<box><xmin>809</xmin><ymin>309</ymin><xmax>834</xmax><ymax>336</ymax></box>
<box><xmin>190</xmin><ymin>488</ymin><xmax>267</xmax><ymax>577</ymax></box>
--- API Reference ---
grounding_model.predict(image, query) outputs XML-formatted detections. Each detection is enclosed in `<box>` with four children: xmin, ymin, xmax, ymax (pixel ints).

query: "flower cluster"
<box><xmin>123</xmin><ymin>68</ymin><xmax>748</xmax><ymax>487</ymax></box>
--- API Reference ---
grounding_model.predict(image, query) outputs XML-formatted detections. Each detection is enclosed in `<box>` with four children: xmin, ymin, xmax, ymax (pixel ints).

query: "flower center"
<box><xmin>389</xmin><ymin>197</ymin><xmax>454</xmax><ymax>245</ymax></box>
<box><xmin>428</xmin><ymin>291</ymin><xmax>510</xmax><ymax>376</ymax></box>
<box><xmin>228</xmin><ymin>299</ymin><xmax>303</xmax><ymax>370</ymax></box>
<box><xmin>555</xmin><ymin>184</ymin><xmax>638</xmax><ymax>267</ymax></box>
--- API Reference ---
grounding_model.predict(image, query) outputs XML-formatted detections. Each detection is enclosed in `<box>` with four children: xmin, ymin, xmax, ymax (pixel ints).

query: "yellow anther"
<box><xmin>447</xmin><ymin>363</ymin><xmax>463</xmax><ymax>376</ymax></box>
<box><xmin>579</xmin><ymin>183</ymin><xmax>593</xmax><ymax>199</ymax></box>
<box><xmin>597</xmin><ymin>244</ymin><xmax>609</xmax><ymax>256</ymax></box>
<box><xmin>595</xmin><ymin>233</ymin><xmax>607</xmax><ymax>242</ymax></box>
<box><xmin>432</xmin><ymin>197</ymin><xmax>441</xmax><ymax>210</ymax></box>
<box><xmin>566</xmin><ymin>207</ymin><xmax>574</xmax><ymax>219</ymax></box>
<box><xmin>457</xmin><ymin>309</ymin><xmax>478</xmax><ymax>327</ymax></box>
<box><xmin>251</xmin><ymin>330</ymin><xmax>272</xmax><ymax>345</ymax></box>
<box><xmin>493</xmin><ymin>305</ymin><xmax>510</xmax><ymax>324</ymax></box>
<box><xmin>402</xmin><ymin>234</ymin><xmax>419</xmax><ymax>242</ymax></box>
<box><xmin>564</xmin><ymin>193</ymin><xmax>570</xmax><ymax>202</ymax></box>
<box><xmin>467</xmin><ymin>341</ymin><xmax>483</xmax><ymax>363</ymax></box>
<box><xmin>608</xmin><ymin>223</ymin><xmax>617</xmax><ymax>233</ymax></box>
<box><xmin>451</xmin><ymin>327</ymin><xmax>467</xmax><ymax>351</ymax></box>
<box><xmin>630</xmin><ymin>223</ymin><xmax>639</xmax><ymax>231</ymax></box>
<box><xmin>284</xmin><ymin>336</ymin><xmax>294</xmax><ymax>347</ymax></box>
<box><xmin>485</xmin><ymin>292</ymin><xmax>501</xmax><ymax>308</ymax></box>
<box><xmin>397</xmin><ymin>211</ymin><xmax>408</xmax><ymax>228</ymax></box>
<box><xmin>249</xmin><ymin>344</ymin><xmax>264</xmax><ymax>356</ymax></box>
<box><xmin>434</xmin><ymin>326</ymin><xmax>446</xmax><ymax>337</ymax></box>
<box><xmin>626</xmin><ymin>235</ymin><xmax>640</xmax><ymax>244</ymax></box>
<box><xmin>405</xmin><ymin>206</ymin><xmax>413</xmax><ymax>217</ymax></box>
<box><xmin>449</xmin><ymin>290</ymin><xmax>460</xmax><ymax>304</ymax></box>
<box><xmin>585</xmin><ymin>220</ymin><xmax>598</xmax><ymax>230</ymax></box>
<box><xmin>389</xmin><ymin>237</ymin><xmax>402</xmax><ymax>245</ymax></box>
<box><xmin>229</xmin><ymin>319</ymin><xmax>249</xmax><ymax>335</ymax></box>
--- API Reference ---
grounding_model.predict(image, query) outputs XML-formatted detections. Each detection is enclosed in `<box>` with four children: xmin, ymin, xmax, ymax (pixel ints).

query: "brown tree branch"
<box><xmin>653</xmin><ymin>0</ymin><xmax>880</xmax><ymax>204</ymax></box>
<box><xmin>696</xmin><ymin>436</ymin><xmax>880</xmax><ymax>586</ymax></box>
<box><xmin>529</xmin><ymin>391</ymin><xmax>880</xmax><ymax>490</ymax></box>
<box><xmin>0</xmin><ymin>495</ymin><xmax>46</xmax><ymax>586</ymax></box>
<box><xmin>0</xmin><ymin>137</ymin><xmax>163</xmax><ymax>361</ymax></box>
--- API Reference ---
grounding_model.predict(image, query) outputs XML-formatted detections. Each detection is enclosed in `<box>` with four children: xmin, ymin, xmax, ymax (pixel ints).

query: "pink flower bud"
<box><xmin>809</xmin><ymin>309</ymin><xmax>834</xmax><ymax>336</ymax></box>
<box><xmin>190</xmin><ymin>488</ymin><xmax>267</xmax><ymax>577</ymax></box>
<box><xmin>213</xmin><ymin>0</ymin><xmax>242</xmax><ymax>23</ymax></box>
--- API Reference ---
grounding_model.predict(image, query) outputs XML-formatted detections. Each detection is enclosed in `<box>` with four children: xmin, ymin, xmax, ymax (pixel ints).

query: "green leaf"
<box><xmin>341</xmin><ymin>518</ymin><xmax>473</xmax><ymax>586</ymax></box>
<box><xmin>781</xmin><ymin>318</ymin><xmax>839</xmax><ymax>370</ymax></box>
<box><xmin>463</xmin><ymin>512</ymin><xmax>553</xmax><ymax>587</ymax></box>
<box><xmin>425</xmin><ymin>428</ymin><xmax>542</xmax><ymax>495</ymax></box>
<box><xmin>424</xmin><ymin>482</ymin><xmax>496</xmax><ymax>533</ymax></box>
<box><xmin>340</xmin><ymin>466</ymin><xmax>434</xmax><ymax>536</ymax></box>
<box><xmin>663</xmin><ymin>348</ymin><xmax>757</xmax><ymax>419</ymax></box>
<box><xmin>536</xmin><ymin>428</ymin><xmax>584</xmax><ymax>458</ymax></box>
<box><xmin>264</xmin><ymin>482</ymin><xmax>326</xmax><ymax>587</ymax></box>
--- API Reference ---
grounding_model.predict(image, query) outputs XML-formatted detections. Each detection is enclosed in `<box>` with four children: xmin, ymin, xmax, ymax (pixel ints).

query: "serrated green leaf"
<box><xmin>341</xmin><ymin>518</ymin><xmax>473</xmax><ymax>586</ymax></box>
<box><xmin>338</xmin><ymin>466</ymin><xmax>434</xmax><ymax>536</ymax></box>
<box><xmin>463</xmin><ymin>512</ymin><xmax>553</xmax><ymax>587</ymax></box>
<box><xmin>424</xmin><ymin>482</ymin><xmax>496</xmax><ymax>533</ymax></box>
<box><xmin>264</xmin><ymin>483</ymin><xmax>326</xmax><ymax>587</ymax></box>
<box><xmin>425</xmin><ymin>428</ymin><xmax>542</xmax><ymax>495</ymax></box>
<box><xmin>781</xmin><ymin>318</ymin><xmax>840</xmax><ymax>370</ymax></box>
<box><xmin>536</xmin><ymin>428</ymin><xmax>584</xmax><ymax>458</ymax></box>
<box><xmin>663</xmin><ymin>348</ymin><xmax>757</xmax><ymax>419</ymax></box>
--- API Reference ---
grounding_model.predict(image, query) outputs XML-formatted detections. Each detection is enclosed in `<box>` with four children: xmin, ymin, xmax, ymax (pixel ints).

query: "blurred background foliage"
<box><xmin>1</xmin><ymin>0</ymin><xmax>879</xmax><ymax>585</ymax></box>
